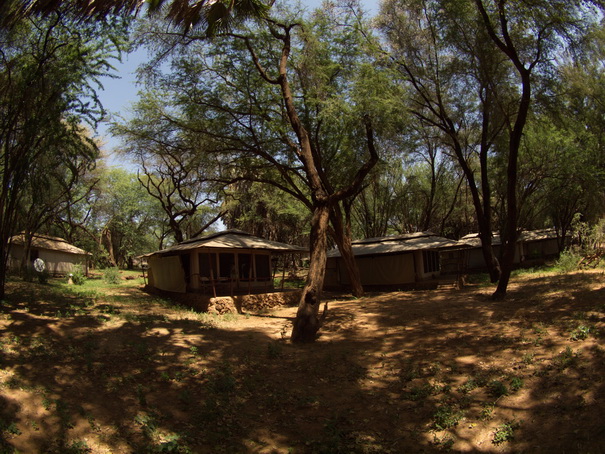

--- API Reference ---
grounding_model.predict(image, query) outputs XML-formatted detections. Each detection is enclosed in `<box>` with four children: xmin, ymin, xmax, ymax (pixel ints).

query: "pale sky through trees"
<box><xmin>96</xmin><ymin>0</ymin><xmax>379</xmax><ymax>167</ymax></box>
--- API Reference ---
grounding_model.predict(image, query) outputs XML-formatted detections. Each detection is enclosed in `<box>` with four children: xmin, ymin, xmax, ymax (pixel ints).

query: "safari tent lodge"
<box><xmin>8</xmin><ymin>233</ymin><xmax>90</xmax><ymax>276</ymax></box>
<box><xmin>461</xmin><ymin>228</ymin><xmax>564</xmax><ymax>271</ymax></box>
<box><xmin>324</xmin><ymin>232</ymin><xmax>468</xmax><ymax>290</ymax></box>
<box><xmin>145</xmin><ymin>230</ymin><xmax>307</xmax><ymax>296</ymax></box>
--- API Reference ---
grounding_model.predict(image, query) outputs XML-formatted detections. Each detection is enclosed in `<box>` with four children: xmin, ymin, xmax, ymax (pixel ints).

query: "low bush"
<box><xmin>70</xmin><ymin>268</ymin><xmax>87</xmax><ymax>285</ymax></box>
<box><xmin>554</xmin><ymin>249</ymin><xmax>583</xmax><ymax>273</ymax></box>
<box><xmin>103</xmin><ymin>267</ymin><xmax>121</xmax><ymax>285</ymax></box>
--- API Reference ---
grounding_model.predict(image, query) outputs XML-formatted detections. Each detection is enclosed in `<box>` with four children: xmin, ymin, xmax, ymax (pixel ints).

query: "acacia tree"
<box><xmin>379</xmin><ymin>0</ymin><xmax>604</xmax><ymax>297</ymax></box>
<box><xmin>351</xmin><ymin>162</ymin><xmax>403</xmax><ymax>239</ymax></box>
<box><xmin>0</xmin><ymin>10</ymin><xmax>128</xmax><ymax>297</ymax></box>
<box><xmin>130</xmin><ymin>1</ymin><xmax>388</xmax><ymax>341</ymax></box>
<box><xmin>472</xmin><ymin>0</ymin><xmax>605</xmax><ymax>297</ymax></box>
<box><xmin>13</xmin><ymin>131</ymin><xmax>99</xmax><ymax>272</ymax></box>
<box><xmin>112</xmin><ymin>92</ymin><xmax>225</xmax><ymax>244</ymax></box>
<box><xmin>81</xmin><ymin>167</ymin><xmax>160</xmax><ymax>267</ymax></box>
<box><xmin>540</xmin><ymin>24</ymin><xmax>605</xmax><ymax>240</ymax></box>
<box><xmin>378</xmin><ymin>0</ymin><xmax>509</xmax><ymax>284</ymax></box>
<box><xmin>351</xmin><ymin>142</ymin><xmax>467</xmax><ymax>239</ymax></box>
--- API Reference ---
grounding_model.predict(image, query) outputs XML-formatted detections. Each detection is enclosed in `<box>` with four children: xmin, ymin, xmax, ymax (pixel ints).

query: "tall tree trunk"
<box><xmin>242</xmin><ymin>25</ymin><xmax>378</xmax><ymax>342</ymax></box>
<box><xmin>477</xmin><ymin>218</ymin><xmax>501</xmax><ymax>283</ymax></box>
<box><xmin>0</xmin><ymin>242</ymin><xmax>7</xmax><ymax>299</ymax></box>
<box><xmin>291</xmin><ymin>203</ymin><xmax>330</xmax><ymax>343</ymax></box>
<box><xmin>422</xmin><ymin>143</ymin><xmax>437</xmax><ymax>231</ymax></box>
<box><xmin>450</xmin><ymin>136</ymin><xmax>501</xmax><ymax>283</ymax></box>
<box><xmin>478</xmin><ymin>89</ymin><xmax>501</xmax><ymax>283</ymax></box>
<box><xmin>492</xmin><ymin>73</ymin><xmax>531</xmax><ymax>298</ymax></box>
<box><xmin>474</xmin><ymin>0</ymin><xmax>535</xmax><ymax>299</ymax></box>
<box><xmin>493</xmin><ymin>234</ymin><xmax>516</xmax><ymax>298</ymax></box>
<box><xmin>102</xmin><ymin>227</ymin><xmax>117</xmax><ymax>267</ymax></box>
<box><xmin>0</xmin><ymin>177</ymin><xmax>21</xmax><ymax>299</ymax></box>
<box><xmin>330</xmin><ymin>203</ymin><xmax>364</xmax><ymax>298</ymax></box>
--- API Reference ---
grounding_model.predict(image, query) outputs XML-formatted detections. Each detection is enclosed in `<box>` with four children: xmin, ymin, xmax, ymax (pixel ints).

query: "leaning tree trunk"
<box><xmin>330</xmin><ymin>204</ymin><xmax>364</xmax><ymax>298</ymax></box>
<box><xmin>446</xmin><ymin>131</ymin><xmax>502</xmax><ymax>284</ymax></box>
<box><xmin>493</xmin><ymin>150</ymin><xmax>521</xmax><ymax>298</ymax></box>
<box><xmin>291</xmin><ymin>203</ymin><xmax>330</xmax><ymax>343</ymax></box>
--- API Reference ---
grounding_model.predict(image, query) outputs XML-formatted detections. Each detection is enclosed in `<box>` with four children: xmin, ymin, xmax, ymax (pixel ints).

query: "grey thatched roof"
<box><xmin>146</xmin><ymin>230</ymin><xmax>307</xmax><ymax>257</ymax></box>
<box><xmin>327</xmin><ymin>232</ymin><xmax>466</xmax><ymax>258</ymax></box>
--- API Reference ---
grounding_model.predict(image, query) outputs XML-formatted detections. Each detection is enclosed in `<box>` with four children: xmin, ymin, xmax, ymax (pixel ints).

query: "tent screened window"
<box><xmin>180</xmin><ymin>254</ymin><xmax>191</xmax><ymax>283</ymax></box>
<box><xmin>219</xmin><ymin>253</ymin><xmax>235</xmax><ymax>278</ymax></box>
<box><xmin>239</xmin><ymin>253</ymin><xmax>252</xmax><ymax>279</ymax></box>
<box><xmin>255</xmin><ymin>254</ymin><xmax>270</xmax><ymax>279</ymax></box>
<box><xmin>423</xmin><ymin>250</ymin><xmax>440</xmax><ymax>273</ymax></box>
<box><xmin>198</xmin><ymin>252</ymin><xmax>271</xmax><ymax>281</ymax></box>
<box><xmin>199</xmin><ymin>253</ymin><xmax>217</xmax><ymax>278</ymax></box>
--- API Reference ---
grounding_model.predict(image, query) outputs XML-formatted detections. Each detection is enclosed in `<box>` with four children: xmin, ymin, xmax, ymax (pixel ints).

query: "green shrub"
<box><xmin>457</xmin><ymin>378</ymin><xmax>478</xmax><ymax>395</ymax></box>
<box><xmin>554</xmin><ymin>346</ymin><xmax>578</xmax><ymax>370</ymax></box>
<box><xmin>493</xmin><ymin>420</ymin><xmax>521</xmax><ymax>445</ymax></box>
<box><xmin>432</xmin><ymin>404</ymin><xmax>464</xmax><ymax>430</ymax></box>
<box><xmin>70</xmin><ymin>268</ymin><xmax>86</xmax><ymax>285</ymax></box>
<box><xmin>487</xmin><ymin>380</ymin><xmax>508</xmax><ymax>398</ymax></box>
<box><xmin>570</xmin><ymin>324</ymin><xmax>592</xmax><ymax>341</ymax></box>
<box><xmin>554</xmin><ymin>249</ymin><xmax>582</xmax><ymax>273</ymax></box>
<box><xmin>103</xmin><ymin>267</ymin><xmax>121</xmax><ymax>285</ymax></box>
<box><xmin>509</xmin><ymin>377</ymin><xmax>524</xmax><ymax>392</ymax></box>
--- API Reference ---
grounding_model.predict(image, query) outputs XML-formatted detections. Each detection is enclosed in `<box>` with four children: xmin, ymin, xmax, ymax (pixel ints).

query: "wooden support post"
<box><xmin>208</xmin><ymin>253</ymin><xmax>217</xmax><ymax>298</ymax></box>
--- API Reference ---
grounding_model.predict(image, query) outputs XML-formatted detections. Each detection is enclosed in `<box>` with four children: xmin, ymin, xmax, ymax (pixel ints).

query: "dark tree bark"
<box><xmin>291</xmin><ymin>203</ymin><xmax>330</xmax><ymax>342</ymax></box>
<box><xmin>474</xmin><ymin>0</ymin><xmax>534</xmax><ymax>298</ymax></box>
<box><xmin>101</xmin><ymin>227</ymin><xmax>118</xmax><ymax>267</ymax></box>
<box><xmin>330</xmin><ymin>203</ymin><xmax>364</xmax><ymax>298</ymax></box>
<box><xmin>447</xmin><ymin>133</ymin><xmax>501</xmax><ymax>283</ymax></box>
<box><xmin>492</xmin><ymin>71</ymin><xmax>530</xmax><ymax>298</ymax></box>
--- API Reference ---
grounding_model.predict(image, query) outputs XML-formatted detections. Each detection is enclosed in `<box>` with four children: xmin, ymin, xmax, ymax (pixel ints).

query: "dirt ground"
<box><xmin>1</xmin><ymin>269</ymin><xmax>604</xmax><ymax>453</ymax></box>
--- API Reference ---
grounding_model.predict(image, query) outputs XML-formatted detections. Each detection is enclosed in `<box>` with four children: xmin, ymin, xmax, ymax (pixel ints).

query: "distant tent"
<box><xmin>324</xmin><ymin>232</ymin><xmax>468</xmax><ymax>290</ymax></box>
<box><xmin>8</xmin><ymin>233</ymin><xmax>90</xmax><ymax>276</ymax></box>
<box><xmin>144</xmin><ymin>230</ymin><xmax>307</xmax><ymax>296</ymax></box>
<box><xmin>460</xmin><ymin>228</ymin><xmax>564</xmax><ymax>271</ymax></box>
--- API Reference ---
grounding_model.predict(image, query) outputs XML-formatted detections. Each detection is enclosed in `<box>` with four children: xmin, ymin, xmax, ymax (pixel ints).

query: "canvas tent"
<box><xmin>145</xmin><ymin>230</ymin><xmax>307</xmax><ymax>296</ymax></box>
<box><xmin>324</xmin><ymin>232</ymin><xmax>468</xmax><ymax>290</ymax></box>
<box><xmin>461</xmin><ymin>228</ymin><xmax>563</xmax><ymax>271</ymax></box>
<box><xmin>8</xmin><ymin>233</ymin><xmax>89</xmax><ymax>276</ymax></box>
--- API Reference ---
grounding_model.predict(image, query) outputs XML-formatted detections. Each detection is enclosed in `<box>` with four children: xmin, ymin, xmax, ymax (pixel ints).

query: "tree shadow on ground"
<box><xmin>312</xmin><ymin>273</ymin><xmax>605</xmax><ymax>452</ymax></box>
<box><xmin>0</xmin><ymin>280</ymin><xmax>289</xmax><ymax>452</ymax></box>
<box><xmin>0</xmin><ymin>272</ymin><xmax>604</xmax><ymax>453</ymax></box>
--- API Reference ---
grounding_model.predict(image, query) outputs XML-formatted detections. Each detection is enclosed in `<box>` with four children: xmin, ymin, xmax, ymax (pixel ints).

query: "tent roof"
<box><xmin>146</xmin><ymin>230</ymin><xmax>307</xmax><ymax>257</ymax></box>
<box><xmin>327</xmin><ymin>231</ymin><xmax>466</xmax><ymax>258</ymax></box>
<box><xmin>460</xmin><ymin>228</ymin><xmax>560</xmax><ymax>247</ymax></box>
<box><xmin>9</xmin><ymin>233</ymin><xmax>89</xmax><ymax>255</ymax></box>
